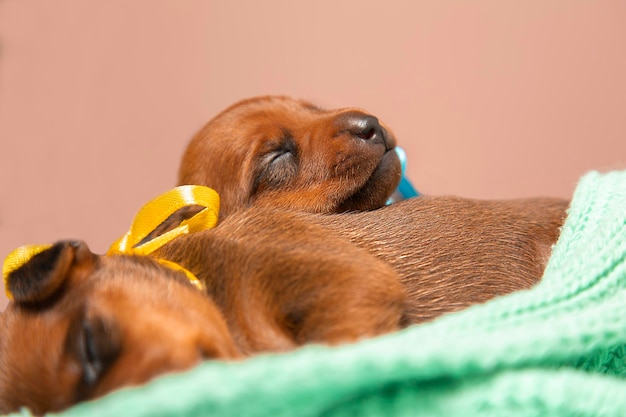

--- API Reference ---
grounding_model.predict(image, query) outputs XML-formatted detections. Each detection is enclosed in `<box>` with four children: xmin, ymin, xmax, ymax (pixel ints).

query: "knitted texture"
<box><xmin>28</xmin><ymin>170</ymin><xmax>626</xmax><ymax>417</ymax></box>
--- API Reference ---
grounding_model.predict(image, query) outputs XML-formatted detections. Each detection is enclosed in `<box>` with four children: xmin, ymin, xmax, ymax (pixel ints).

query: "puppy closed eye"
<box><xmin>253</xmin><ymin>135</ymin><xmax>299</xmax><ymax>193</ymax></box>
<box><xmin>66</xmin><ymin>313</ymin><xmax>121</xmax><ymax>398</ymax></box>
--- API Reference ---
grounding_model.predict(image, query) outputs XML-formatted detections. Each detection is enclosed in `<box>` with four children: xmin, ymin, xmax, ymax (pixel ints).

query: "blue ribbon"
<box><xmin>387</xmin><ymin>147</ymin><xmax>419</xmax><ymax>204</ymax></box>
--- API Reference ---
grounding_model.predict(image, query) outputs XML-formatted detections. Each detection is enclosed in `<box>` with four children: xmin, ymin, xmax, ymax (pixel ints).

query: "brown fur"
<box><xmin>1</xmin><ymin>95</ymin><xmax>570</xmax><ymax>413</ymax></box>
<box><xmin>159</xmin><ymin>196</ymin><xmax>568</xmax><ymax>328</ymax></box>
<box><xmin>176</xmin><ymin>95</ymin><xmax>569</xmax><ymax>321</ymax></box>
<box><xmin>0</xmin><ymin>195</ymin><xmax>567</xmax><ymax>413</ymax></box>
<box><xmin>307</xmin><ymin>196</ymin><xmax>569</xmax><ymax>321</ymax></box>
<box><xmin>179</xmin><ymin>96</ymin><xmax>402</xmax><ymax>218</ymax></box>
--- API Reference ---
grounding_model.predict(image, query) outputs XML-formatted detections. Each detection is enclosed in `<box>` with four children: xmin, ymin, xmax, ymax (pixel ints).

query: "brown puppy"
<box><xmin>177</xmin><ymin>95</ymin><xmax>568</xmax><ymax>316</ymax></box>
<box><xmin>0</xmin><ymin>228</ymin><xmax>406</xmax><ymax>414</ymax></box>
<box><xmin>179</xmin><ymin>96</ymin><xmax>402</xmax><ymax>218</ymax></box>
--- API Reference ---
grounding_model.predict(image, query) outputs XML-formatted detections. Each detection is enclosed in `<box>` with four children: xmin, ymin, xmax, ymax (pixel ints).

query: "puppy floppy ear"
<box><xmin>3</xmin><ymin>240</ymin><xmax>97</xmax><ymax>304</ymax></box>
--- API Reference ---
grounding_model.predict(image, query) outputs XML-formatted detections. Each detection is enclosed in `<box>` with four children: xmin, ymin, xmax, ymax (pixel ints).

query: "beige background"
<box><xmin>1</xmin><ymin>1</ymin><xmax>625</xmax><ymax>309</ymax></box>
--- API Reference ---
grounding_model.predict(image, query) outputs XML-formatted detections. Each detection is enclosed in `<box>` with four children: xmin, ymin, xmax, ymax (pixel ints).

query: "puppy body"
<box><xmin>309</xmin><ymin>196</ymin><xmax>569</xmax><ymax>322</ymax></box>
<box><xmin>158</xmin><ymin>210</ymin><xmax>407</xmax><ymax>355</ymax></box>
<box><xmin>160</xmin><ymin>196</ymin><xmax>568</xmax><ymax>328</ymax></box>
<box><xmin>147</xmin><ymin>199</ymin><xmax>565</xmax><ymax>358</ymax></box>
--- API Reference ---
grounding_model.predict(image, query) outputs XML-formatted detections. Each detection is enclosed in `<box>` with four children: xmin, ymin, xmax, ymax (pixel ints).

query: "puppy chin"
<box><xmin>337</xmin><ymin>150</ymin><xmax>402</xmax><ymax>212</ymax></box>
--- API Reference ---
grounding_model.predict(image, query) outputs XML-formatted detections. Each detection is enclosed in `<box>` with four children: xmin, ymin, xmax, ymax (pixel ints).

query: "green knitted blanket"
<box><xmin>34</xmin><ymin>170</ymin><xmax>626</xmax><ymax>416</ymax></box>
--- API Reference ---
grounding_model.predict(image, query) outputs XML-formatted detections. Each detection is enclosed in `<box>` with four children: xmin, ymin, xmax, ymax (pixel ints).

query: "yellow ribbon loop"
<box><xmin>108</xmin><ymin>185</ymin><xmax>220</xmax><ymax>255</ymax></box>
<box><xmin>3</xmin><ymin>244</ymin><xmax>53</xmax><ymax>300</ymax></box>
<box><xmin>107</xmin><ymin>185</ymin><xmax>220</xmax><ymax>291</ymax></box>
<box><xmin>3</xmin><ymin>186</ymin><xmax>219</xmax><ymax>299</ymax></box>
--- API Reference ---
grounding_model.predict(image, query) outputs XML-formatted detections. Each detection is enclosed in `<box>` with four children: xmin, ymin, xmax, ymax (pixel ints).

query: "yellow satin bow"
<box><xmin>3</xmin><ymin>185</ymin><xmax>220</xmax><ymax>299</ymax></box>
<box><xmin>107</xmin><ymin>185</ymin><xmax>220</xmax><ymax>291</ymax></box>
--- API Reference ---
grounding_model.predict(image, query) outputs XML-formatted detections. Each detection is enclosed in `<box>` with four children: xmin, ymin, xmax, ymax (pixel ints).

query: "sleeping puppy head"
<box><xmin>0</xmin><ymin>241</ymin><xmax>239</xmax><ymax>415</ymax></box>
<box><xmin>179</xmin><ymin>96</ymin><xmax>402</xmax><ymax>218</ymax></box>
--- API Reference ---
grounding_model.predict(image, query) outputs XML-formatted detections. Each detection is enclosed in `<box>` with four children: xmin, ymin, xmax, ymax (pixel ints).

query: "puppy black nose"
<box><xmin>345</xmin><ymin>114</ymin><xmax>383</xmax><ymax>140</ymax></box>
<box><xmin>336</xmin><ymin>112</ymin><xmax>391</xmax><ymax>150</ymax></box>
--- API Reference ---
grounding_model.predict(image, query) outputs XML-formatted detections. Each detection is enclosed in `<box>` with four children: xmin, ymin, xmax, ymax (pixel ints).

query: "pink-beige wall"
<box><xmin>1</xmin><ymin>1</ymin><xmax>625</xmax><ymax>310</ymax></box>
